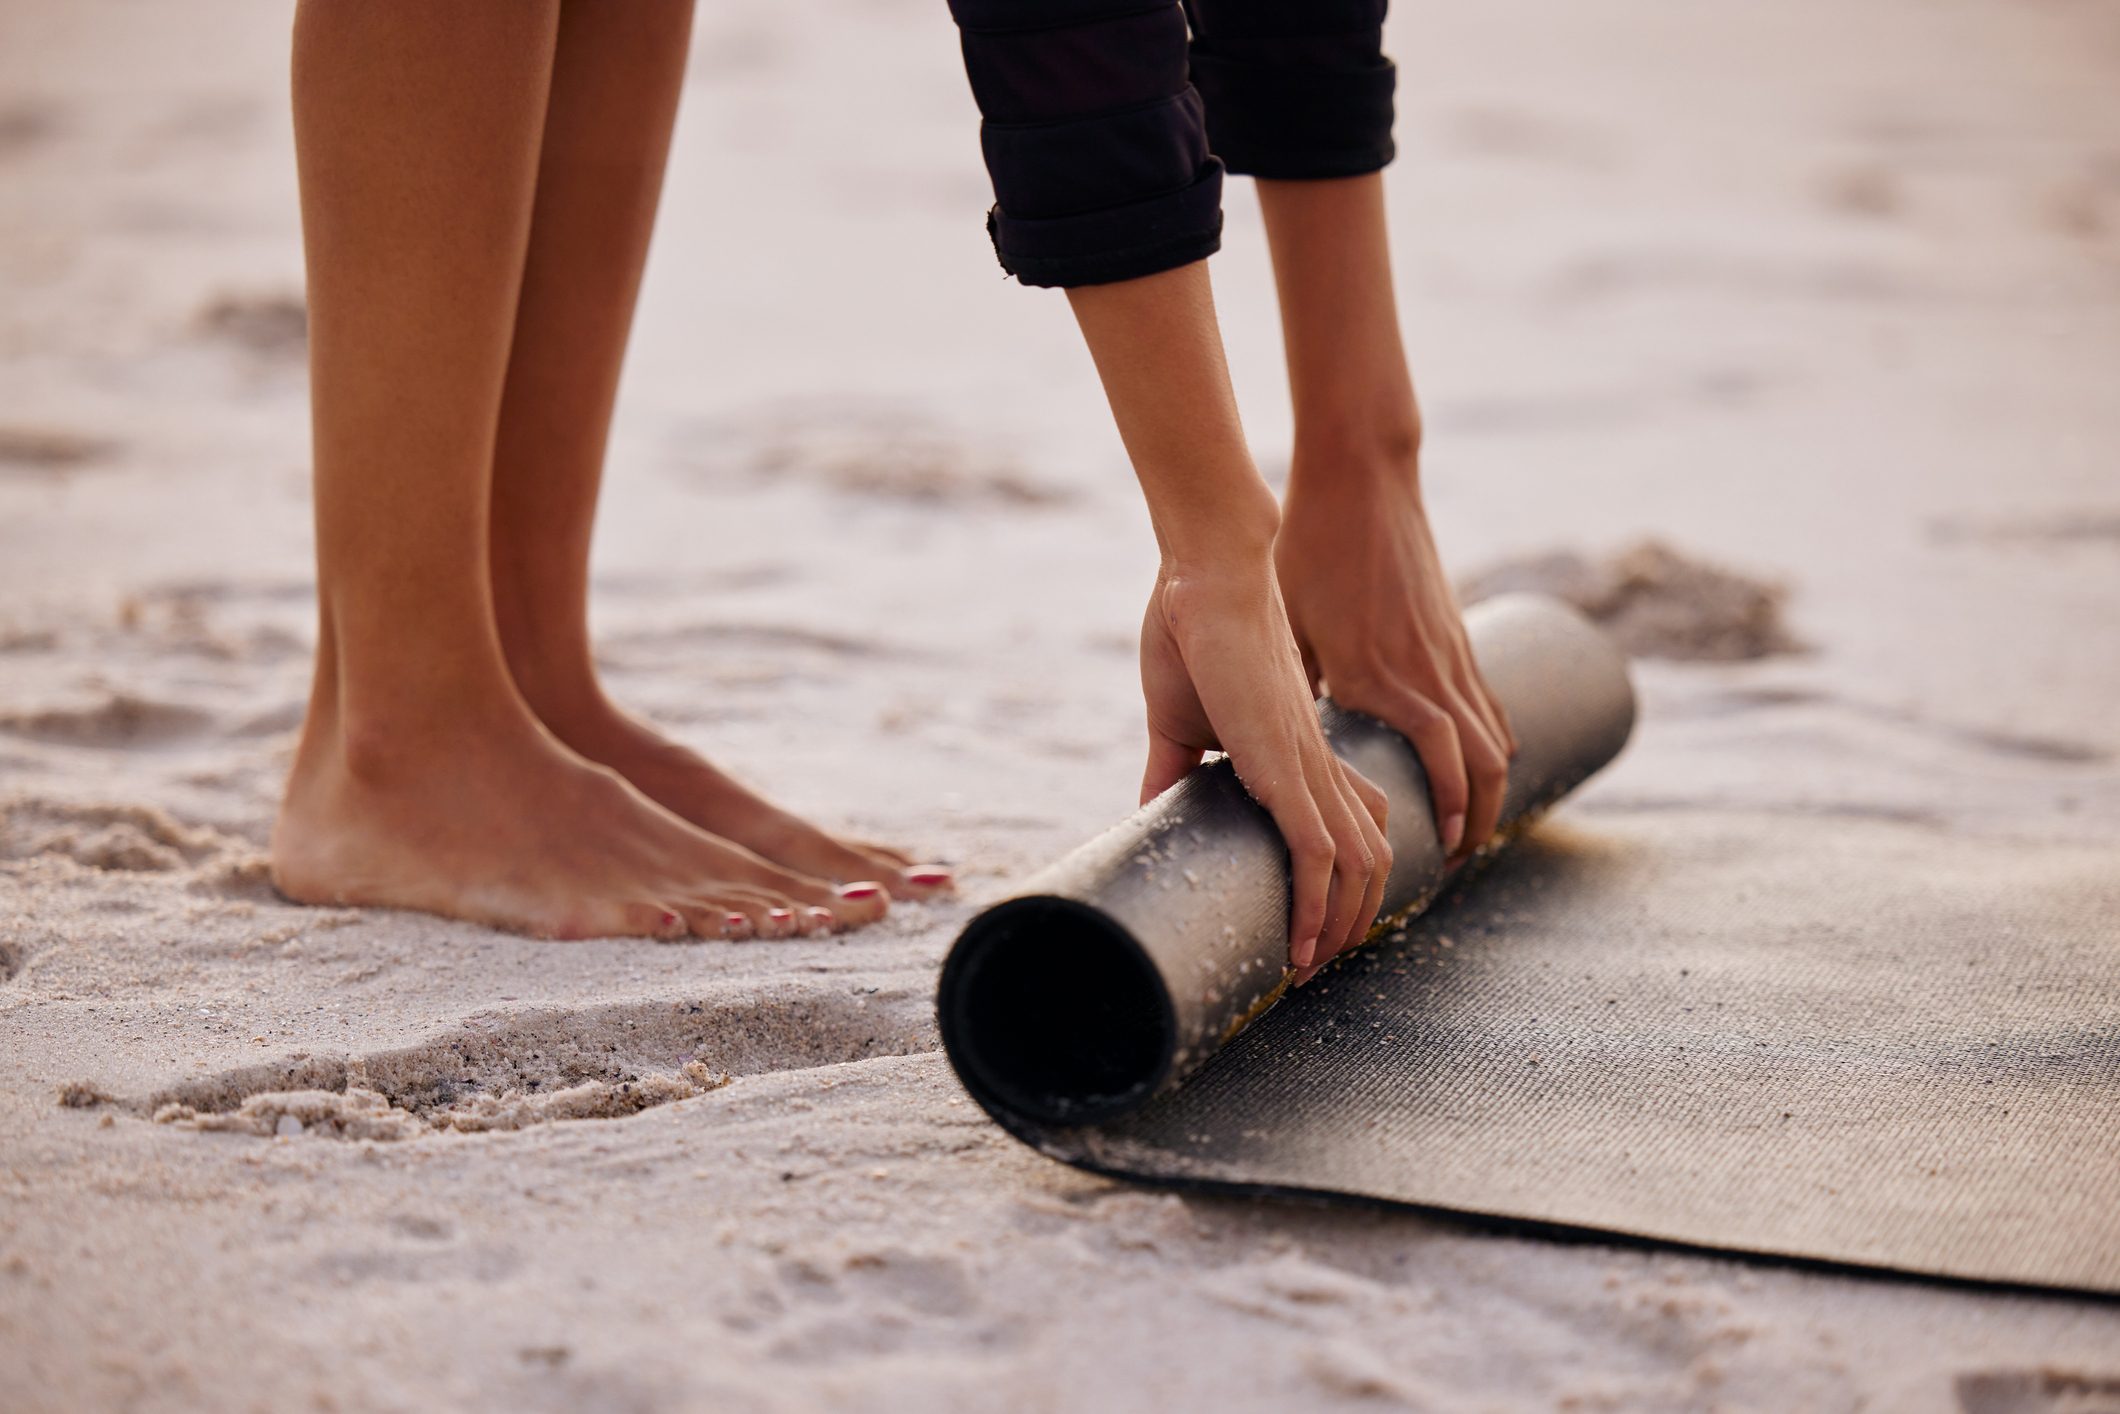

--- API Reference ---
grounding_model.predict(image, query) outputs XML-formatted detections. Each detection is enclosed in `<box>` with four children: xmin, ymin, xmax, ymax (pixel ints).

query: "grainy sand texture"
<box><xmin>4</xmin><ymin>0</ymin><xmax>2119</xmax><ymax>1410</ymax></box>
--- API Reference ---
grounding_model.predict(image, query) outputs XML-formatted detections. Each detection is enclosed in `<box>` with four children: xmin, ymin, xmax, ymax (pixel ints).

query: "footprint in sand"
<box><xmin>0</xmin><ymin>98</ymin><xmax>60</xmax><ymax>157</ymax></box>
<box><xmin>105</xmin><ymin>984</ymin><xmax>937</xmax><ymax>1142</ymax></box>
<box><xmin>1928</xmin><ymin>509</ymin><xmax>2120</xmax><ymax>549</ymax></box>
<box><xmin>757</xmin><ymin>1248</ymin><xmax>996</xmax><ymax>1365</ymax></box>
<box><xmin>676</xmin><ymin>403</ymin><xmax>1070</xmax><ymax>508</ymax></box>
<box><xmin>1955</xmin><ymin>1368</ymin><xmax>2120</xmax><ymax>1414</ymax></box>
<box><xmin>0</xmin><ymin>692</ymin><xmax>215</xmax><ymax>748</ymax></box>
<box><xmin>193</xmin><ymin>290</ymin><xmax>307</xmax><ymax>361</ymax></box>
<box><xmin>0</xmin><ymin>424</ymin><xmax>119</xmax><ymax>477</ymax></box>
<box><xmin>0</xmin><ymin>798</ymin><xmax>241</xmax><ymax>873</ymax></box>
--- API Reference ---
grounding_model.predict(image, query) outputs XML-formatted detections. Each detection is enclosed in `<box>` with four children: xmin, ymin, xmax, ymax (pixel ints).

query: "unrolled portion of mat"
<box><xmin>1012</xmin><ymin>811</ymin><xmax>2120</xmax><ymax>1295</ymax></box>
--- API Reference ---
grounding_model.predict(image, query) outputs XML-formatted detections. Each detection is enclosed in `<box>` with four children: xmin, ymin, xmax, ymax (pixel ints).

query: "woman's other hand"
<box><xmin>1276</xmin><ymin>434</ymin><xmax>1514</xmax><ymax>865</ymax></box>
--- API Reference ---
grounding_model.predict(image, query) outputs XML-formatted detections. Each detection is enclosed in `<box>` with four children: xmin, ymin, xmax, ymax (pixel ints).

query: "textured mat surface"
<box><xmin>1014</xmin><ymin>811</ymin><xmax>2120</xmax><ymax>1294</ymax></box>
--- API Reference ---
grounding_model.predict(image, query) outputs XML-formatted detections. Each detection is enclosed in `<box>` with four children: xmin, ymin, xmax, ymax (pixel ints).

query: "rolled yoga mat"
<box><xmin>938</xmin><ymin>593</ymin><xmax>2120</xmax><ymax>1295</ymax></box>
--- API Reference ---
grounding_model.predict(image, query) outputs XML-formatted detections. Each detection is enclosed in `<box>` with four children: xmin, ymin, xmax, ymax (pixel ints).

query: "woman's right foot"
<box><xmin>270</xmin><ymin>697</ymin><xmax>889</xmax><ymax>941</ymax></box>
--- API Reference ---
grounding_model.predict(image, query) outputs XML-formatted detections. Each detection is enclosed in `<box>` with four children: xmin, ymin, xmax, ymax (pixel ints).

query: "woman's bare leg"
<box><xmin>273</xmin><ymin>0</ymin><xmax>880</xmax><ymax>939</ymax></box>
<box><xmin>485</xmin><ymin>0</ymin><xmax>946</xmax><ymax>899</ymax></box>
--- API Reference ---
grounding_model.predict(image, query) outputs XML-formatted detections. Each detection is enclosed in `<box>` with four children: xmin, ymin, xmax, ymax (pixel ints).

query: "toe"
<box><xmin>574</xmin><ymin>900</ymin><xmax>688</xmax><ymax>941</ymax></box>
<box><xmin>895</xmin><ymin>862</ymin><xmax>956</xmax><ymax>898</ymax></box>
<box><xmin>744</xmin><ymin>815</ymin><xmax>923</xmax><ymax>893</ymax></box>
<box><xmin>677</xmin><ymin>901</ymin><xmax>751</xmax><ymax>940</ymax></box>
<box><xmin>827</xmin><ymin>880</ymin><xmax>890</xmax><ymax>924</ymax></box>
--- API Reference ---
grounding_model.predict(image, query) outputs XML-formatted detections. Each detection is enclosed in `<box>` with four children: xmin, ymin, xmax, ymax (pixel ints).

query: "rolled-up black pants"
<box><xmin>948</xmin><ymin>0</ymin><xmax>1393</xmax><ymax>288</ymax></box>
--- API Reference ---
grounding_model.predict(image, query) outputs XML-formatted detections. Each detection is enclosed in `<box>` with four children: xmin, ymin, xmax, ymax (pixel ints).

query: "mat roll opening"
<box><xmin>940</xmin><ymin>895</ymin><xmax>1177</xmax><ymax>1125</ymax></box>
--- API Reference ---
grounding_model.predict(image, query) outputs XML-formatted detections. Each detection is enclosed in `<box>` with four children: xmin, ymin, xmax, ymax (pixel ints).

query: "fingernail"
<box><xmin>723</xmin><ymin>912</ymin><xmax>752</xmax><ymax>938</ymax></box>
<box><xmin>1442</xmin><ymin>813</ymin><xmax>1465</xmax><ymax>855</ymax></box>
<box><xmin>1292</xmin><ymin>935</ymin><xmax>1318</xmax><ymax>969</ymax></box>
<box><xmin>904</xmin><ymin>864</ymin><xmax>953</xmax><ymax>888</ymax></box>
<box><xmin>837</xmin><ymin>881</ymin><xmax>884</xmax><ymax>900</ymax></box>
<box><xmin>806</xmin><ymin>906</ymin><xmax>835</xmax><ymax>930</ymax></box>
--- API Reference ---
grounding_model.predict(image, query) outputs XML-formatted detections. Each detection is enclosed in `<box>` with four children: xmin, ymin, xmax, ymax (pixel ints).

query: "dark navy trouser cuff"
<box><xmin>988</xmin><ymin>161</ymin><xmax>1224</xmax><ymax>288</ymax></box>
<box><xmin>1188</xmin><ymin>52</ymin><xmax>1397</xmax><ymax>179</ymax></box>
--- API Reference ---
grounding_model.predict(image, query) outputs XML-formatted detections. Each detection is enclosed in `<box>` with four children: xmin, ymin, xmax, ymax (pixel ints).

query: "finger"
<box><xmin>1141</xmin><ymin>731</ymin><xmax>1206</xmax><ymax>806</ymax></box>
<box><xmin>1453</xmin><ymin>708</ymin><xmax>1512</xmax><ymax>864</ymax></box>
<box><xmin>1340</xmin><ymin>762</ymin><xmax>1390</xmax><ymax>836</ymax></box>
<box><xmin>1253</xmin><ymin>778</ymin><xmax>1335</xmax><ymax>971</ymax></box>
<box><xmin>1455</xmin><ymin>642</ymin><xmax>1518</xmax><ymax>758</ymax></box>
<box><xmin>1324</xmin><ymin>761</ymin><xmax>1391</xmax><ymax>961</ymax></box>
<box><xmin>1315</xmin><ymin>769</ymin><xmax>1383</xmax><ymax>962</ymax></box>
<box><xmin>1350</xmin><ymin>766</ymin><xmax>1393</xmax><ymax>936</ymax></box>
<box><xmin>1379</xmin><ymin>690</ymin><xmax>1469</xmax><ymax>858</ymax></box>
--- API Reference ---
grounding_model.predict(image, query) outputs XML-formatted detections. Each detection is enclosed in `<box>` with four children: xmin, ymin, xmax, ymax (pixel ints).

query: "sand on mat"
<box><xmin>2</xmin><ymin>0</ymin><xmax>2118</xmax><ymax>1409</ymax></box>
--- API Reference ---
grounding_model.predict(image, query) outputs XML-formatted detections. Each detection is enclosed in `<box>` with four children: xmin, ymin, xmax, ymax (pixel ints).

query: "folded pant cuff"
<box><xmin>988</xmin><ymin>161</ymin><xmax>1224</xmax><ymax>288</ymax></box>
<box><xmin>1190</xmin><ymin>54</ymin><xmax>1397</xmax><ymax>179</ymax></box>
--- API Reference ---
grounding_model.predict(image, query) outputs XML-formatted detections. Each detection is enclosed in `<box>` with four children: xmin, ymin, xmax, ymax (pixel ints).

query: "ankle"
<box><xmin>511</xmin><ymin>669</ymin><xmax>628</xmax><ymax>756</ymax></box>
<box><xmin>293</xmin><ymin>683</ymin><xmax>529</xmax><ymax>789</ymax></box>
<box><xmin>495</xmin><ymin>633</ymin><xmax>607</xmax><ymax>731</ymax></box>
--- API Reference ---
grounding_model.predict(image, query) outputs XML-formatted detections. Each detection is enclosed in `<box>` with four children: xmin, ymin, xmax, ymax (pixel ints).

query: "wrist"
<box><xmin>1285</xmin><ymin>422</ymin><xmax>1424</xmax><ymax>505</ymax></box>
<box><xmin>1286</xmin><ymin>382</ymin><xmax>1423</xmax><ymax>493</ymax></box>
<box><xmin>1146</xmin><ymin>464</ymin><xmax>1282</xmax><ymax>574</ymax></box>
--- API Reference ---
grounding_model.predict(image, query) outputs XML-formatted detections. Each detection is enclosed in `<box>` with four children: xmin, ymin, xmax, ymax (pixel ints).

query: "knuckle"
<box><xmin>1406</xmin><ymin>700</ymin><xmax>1452</xmax><ymax>731</ymax></box>
<box><xmin>1291</xmin><ymin>828</ymin><xmax>1335</xmax><ymax>868</ymax></box>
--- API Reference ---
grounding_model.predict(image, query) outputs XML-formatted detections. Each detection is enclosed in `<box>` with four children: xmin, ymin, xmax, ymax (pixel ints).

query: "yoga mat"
<box><xmin>938</xmin><ymin>596</ymin><xmax>2120</xmax><ymax>1294</ymax></box>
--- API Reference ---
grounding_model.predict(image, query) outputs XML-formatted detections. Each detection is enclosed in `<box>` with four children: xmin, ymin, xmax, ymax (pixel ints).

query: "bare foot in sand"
<box><xmin>281</xmin><ymin>3</ymin><xmax>932</xmax><ymax>942</ymax></box>
<box><xmin>272</xmin><ymin>687</ymin><xmax>890</xmax><ymax>941</ymax></box>
<box><xmin>503</xmin><ymin>677</ymin><xmax>953</xmax><ymax>905</ymax></box>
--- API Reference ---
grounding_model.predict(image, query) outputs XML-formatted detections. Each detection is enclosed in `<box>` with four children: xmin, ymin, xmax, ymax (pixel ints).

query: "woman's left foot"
<box><xmin>532</xmin><ymin>698</ymin><xmax>952</xmax><ymax>902</ymax></box>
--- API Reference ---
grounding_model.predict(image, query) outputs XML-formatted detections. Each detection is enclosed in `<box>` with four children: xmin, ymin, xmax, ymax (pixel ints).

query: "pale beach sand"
<box><xmin>3</xmin><ymin>0</ymin><xmax>2118</xmax><ymax>1409</ymax></box>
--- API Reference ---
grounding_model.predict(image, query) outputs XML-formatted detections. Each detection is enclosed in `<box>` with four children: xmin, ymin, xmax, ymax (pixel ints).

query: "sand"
<box><xmin>3</xmin><ymin>0</ymin><xmax>2118</xmax><ymax>1409</ymax></box>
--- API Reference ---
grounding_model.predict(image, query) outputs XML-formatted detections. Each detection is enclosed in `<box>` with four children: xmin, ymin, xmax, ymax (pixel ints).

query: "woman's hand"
<box><xmin>1276</xmin><ymin>439</ymin><xmax>1515</xmax><ymax>865</ymax></box>
<box><xmin>1060</xmin><ymin>261</ymin><xmax>1390</xmax><ymax>974</ymax></box>
<box><xmin>1249</xmin><ymin>173</ymin><xmax>1515</xmax><ymax>865</ymax></box>
<box><xmin>1139</xmin><ymin>550</ymin><xmax>1391</xmax><ymax>975</ymax></box>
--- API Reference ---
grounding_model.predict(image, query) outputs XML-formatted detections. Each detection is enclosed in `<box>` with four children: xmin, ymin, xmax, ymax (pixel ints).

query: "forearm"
<box><xmin>1256</xmin><ymin>173</ymin><xmax>1421</xmax><ymax>482</ymax></box>
<box><xmin>1065</xmin><ymin>262</ymin><xmax>1281</xmax><ymax>566</ymax></box>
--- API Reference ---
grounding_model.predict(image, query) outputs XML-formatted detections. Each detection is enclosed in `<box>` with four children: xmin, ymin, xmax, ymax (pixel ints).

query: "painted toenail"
<box><xmin>660</xmin><ymin>911</ymin><xmax>681</xmax><ymax>930</ymax></box>
<box><xmin>905</xmin><ymin>864</ymin><xmax>953</xmax><ymax>887</ymax></box>
<box><xmin>837</xmin><ymin>881</ymin><xmax>884</xmax><ymax>900</ymax></box>
<box><xmin>723</xmin><ymin>912</ymin><xmax>751</xmax><ymax>937</ymax></box>
<box><xmin>806</xmin><ymin>906</ymin><xmax>835</xmax><ymax>930</ymax></box>
<box><xmin>767</xmin><ymin>907</ymin><xmax>794</xmax><ymax>932</ymax></box>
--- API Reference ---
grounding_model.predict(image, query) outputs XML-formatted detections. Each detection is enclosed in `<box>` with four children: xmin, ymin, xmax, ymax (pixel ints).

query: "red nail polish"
<box><xmin>806</xmin><ymin>907</ymin><xmax>835</xmax><ymax>928</ymax></box>
<box><xmin>905</xmin><ymin>864</ymin><xmax>953</xmax><ymax>886</ymax></box>
<box><xmin>723</xmin><ymin>912</ymin><xmax>751</xmax><ymax>935</ymax></box>
<box><xmin>768</xmin><ymin>907</ymin><xmax>794</xmax><ymax>923</ymax></box>
<box><xmin>837</xmin><ymin>881</ymin><xmax>884</xmax><ymax>900</ymax></box>
<box><xmin>660</xmin><ymin>911</ymin><xmax>680</xmax><ymax>929</ymax></box>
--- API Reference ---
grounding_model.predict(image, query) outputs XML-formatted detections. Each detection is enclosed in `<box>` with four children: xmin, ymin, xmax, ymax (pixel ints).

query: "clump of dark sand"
<box><xmin>1460</xmin><ymin>540</ymin><xmax>1802</xmax><ymax>661</ymax></box>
